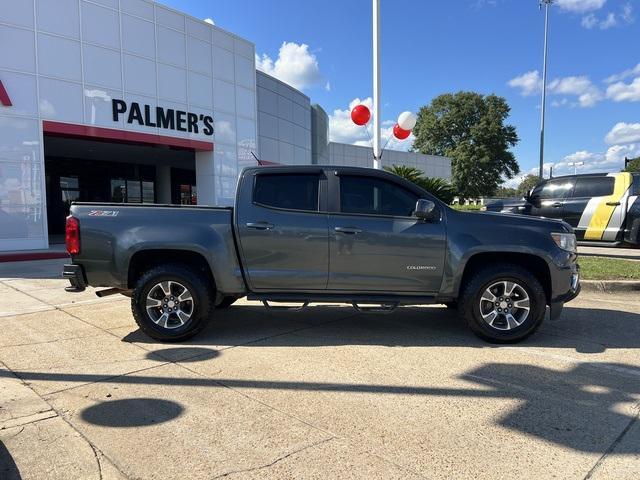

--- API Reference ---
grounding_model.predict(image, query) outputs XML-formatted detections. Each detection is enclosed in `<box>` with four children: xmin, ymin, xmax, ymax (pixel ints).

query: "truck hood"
<box><xmin>451</xmin><ymin>208</ymin><xmax>573</xmax><ymax>233</ymax></box>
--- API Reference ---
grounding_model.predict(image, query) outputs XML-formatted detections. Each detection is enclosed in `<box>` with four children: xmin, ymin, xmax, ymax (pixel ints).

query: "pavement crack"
<box><xmin>210</xmin><ymin>437</ymin><xmax>335</xmax><ymax>479</ymax></box>
<box><xmin>583</xmin><ymin>403</ymin><xmax>640</xmax><ymax>480</ymax></box>
<box><xmin>88</xmin><ymin>441</ymin><xmax>103</xmax><ymax>480</ymax></box>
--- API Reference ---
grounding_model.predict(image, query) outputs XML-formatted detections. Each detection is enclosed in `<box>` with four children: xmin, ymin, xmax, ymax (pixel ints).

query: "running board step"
<box><xmin>352</xmin><ymin>302</ymin><xmax>399</xmax><ymax>314</ymax></box>
<box><xmin>247</xmin><ymin>293</ymin><xmax>437</xmax><ymax>306</ymax></box>
<box><xmin>262</xmin><ymin>300</ymin><xmax>309</xmax><ymax>311</ymax></box>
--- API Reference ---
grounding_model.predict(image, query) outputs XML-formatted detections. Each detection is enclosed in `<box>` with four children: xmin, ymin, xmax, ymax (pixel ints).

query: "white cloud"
<box><xmin>255</xmin><ymin>42</ymin><xmax>322</xmax><ymax>91</ymax></box>
<box><xmin>508</xmin><ymin>71</ymin><xmax>602</xmax><ymax>107</ymax></box>
<box><xmin>556</xmin><ymin>0</ymin><xmax>606</xmax><ymax>13</ymax></box>
<box><xmin>548</xmin><ymin>75</ymin><xmax>604</xmax><ymax>106</ymax></box>
<box><xmin>507</xmin><ymin>71</ymin><xmax>542</xmax><ymax>96</ymax></box>
<box><xmin>600</xmin><ymin>11</ymin><xmax>618</xmax><ymax>28</ymax></box>
<box><xmin>581</xmin><ymin>14</ymin><xmax>599</xmax><ymax>28</ymax></box>
<box><xmin>605</xmin><ymin>122</ymin><xmax>640</xmax><ymax>144</ymax></box>
<box><xmin>606</xmin><ymin>77</ymin><xmax>640</xmax><ymax>102</ymax></box>
<box><xmin>604</xmin><ymin>63</ymin><xmax>640</xmax><ymax>83</ymax></box>
<box><xmin>203</xmin><ymin>18</ymin><xmax>215</xmax><ymax>25</ymax></box>
<box><xmin>580</xmin><ymin>3</ymin><xmax>634</xmax><ymax>29</ymax></box>
<box><xmin>622</xmin><ymin>2</ymin><xmax>634</xmax><ymax>23</ymax></box>
<box><xmin>328</xmin><ymin>97</ymin><xmax>414</xmax><ymax>152</ymax></box>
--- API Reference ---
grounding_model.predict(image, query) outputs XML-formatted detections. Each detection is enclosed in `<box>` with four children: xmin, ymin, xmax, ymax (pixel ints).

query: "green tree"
<box><xmin>623</xmin><ymin>157</ymin><xmax>640</xmax><ymax>172</ymax></box>
<box><xmin>495</xmin><ymin>186</ymin><xmax>518</xmax><ymax>198</ymax></box>
<box><xmin>516</xmin><ymin>174</ymin><xmax>540</xmax><ymax>197</ymax></box>
<box><xmin>384</xmin><ymin>165</ymin><xmax>455</xmax><ymax>204</ymax></box>
<box><xmin>412</xmin><ymin>91</ymin><xmax>520</xmax><ymax>197</ymax></box>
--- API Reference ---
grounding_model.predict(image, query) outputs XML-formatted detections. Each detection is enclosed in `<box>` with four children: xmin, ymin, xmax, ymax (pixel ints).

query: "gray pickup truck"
<box><xmin>63</xmin><ymin>166</ymin><xmax>580</xmax><ymax>343</ymax></box>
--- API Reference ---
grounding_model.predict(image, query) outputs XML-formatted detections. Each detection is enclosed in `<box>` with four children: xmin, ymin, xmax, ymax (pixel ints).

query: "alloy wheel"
<box><xmin>145</xmin><ymin>281</ymin><xmax>194</xmax><ymax>329</ymax></box>
<box><xmin>479</xmin><ymin>280</ymin><xmax>530</xmax><ymax>331</ymax></box>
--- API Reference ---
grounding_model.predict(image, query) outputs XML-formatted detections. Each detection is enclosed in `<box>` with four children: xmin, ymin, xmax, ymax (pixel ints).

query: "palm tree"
<box><xmin>384</xmin><ymin>165</ymin><xmax>455</xmax><ymax>204</ymax></box>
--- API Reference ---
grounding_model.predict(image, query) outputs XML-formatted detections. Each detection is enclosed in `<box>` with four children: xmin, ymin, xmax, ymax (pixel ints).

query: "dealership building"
<box><xmin>0</xmin><ymin>0</ymin><xmax>450</xmax><ymax>252</ymax></box>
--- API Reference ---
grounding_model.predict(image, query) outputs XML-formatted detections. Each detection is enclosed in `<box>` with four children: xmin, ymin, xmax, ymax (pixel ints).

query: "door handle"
<box><xmin>334</xmin><ymin>226</ymin><xmax>362</xmax><ymax>235</ymax></box>
<box><xmin>246</xmin><ymin>222</ymin><xmax>274</xmax><ymax>230</ymax></box>
<box><xmin>552</xmin><ymin>202</ymin><xmax>562</xmax><ymax>208</ymax></box>
<box><xmin>606</xmin><ymin>201</ymin><xmax>620</xmax><ymax>206</ymax></box>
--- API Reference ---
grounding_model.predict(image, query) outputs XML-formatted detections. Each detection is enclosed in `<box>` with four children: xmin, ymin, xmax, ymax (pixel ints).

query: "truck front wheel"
<box><xmin>131</xmin><ymin>264</ymin><xmax>213</xmax><ymax>342</ymax></box>
<box><xmin>459</xmin><ymin>264</ymin><xmax>546</xmax><ymax>343</ymax></box>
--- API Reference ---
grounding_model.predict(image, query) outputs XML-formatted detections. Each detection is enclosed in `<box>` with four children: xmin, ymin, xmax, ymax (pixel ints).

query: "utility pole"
<box><xmin>568</xmin><ymin>161</ymin><xmax>584</xmax><ymax>175</ymax></box>
<box><xmin>372</xmin><ymin>0</ymin><xmax>381</xmax><ymax>169</ymax></box>
<box><xmin>539</xmin><ymin>0</ymin><xmax>552</xmax><ymax>179</ymax></box>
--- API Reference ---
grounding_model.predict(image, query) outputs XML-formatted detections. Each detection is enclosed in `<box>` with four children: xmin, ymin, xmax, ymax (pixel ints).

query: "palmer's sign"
<box><xmin>112</xmin><ymin>99</ymin><xmax>213</xmax><ymax>136</ymax></box>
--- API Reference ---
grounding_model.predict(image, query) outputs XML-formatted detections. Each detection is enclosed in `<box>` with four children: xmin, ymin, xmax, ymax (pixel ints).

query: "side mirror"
<box><xmin>414</xmin><ymin>199</ymin><xmax>437</xmax><ymax>221</ymax></box>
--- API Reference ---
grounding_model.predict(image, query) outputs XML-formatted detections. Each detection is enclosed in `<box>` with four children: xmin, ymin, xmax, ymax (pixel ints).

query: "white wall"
<box><xmin>0</xmin><ymin>0</ymin><xmax>258</xmax><ymax>250</ymax></box>
<box><xmin>327</xmin><ymin>143</ymin><xmax>452</xmax><ymax>180</ymax></box>
<box><xmin>256</xmin><ymin>71</ymin><xmax>312</xmax><ymax>165</ymax></box>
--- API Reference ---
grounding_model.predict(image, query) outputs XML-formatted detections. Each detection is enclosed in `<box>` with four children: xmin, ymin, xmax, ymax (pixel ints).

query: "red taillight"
<box><xmin>65</xmin><ymin>216</ymin><xmax>80</xmax><ymax>255</ymax></box>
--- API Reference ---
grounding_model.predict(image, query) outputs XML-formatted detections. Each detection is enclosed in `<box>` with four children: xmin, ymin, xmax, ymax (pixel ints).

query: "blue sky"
<box><xmin>164</xmin><ymin>0</ymin><xmax>639</xmax><ymax>184</ymax></box>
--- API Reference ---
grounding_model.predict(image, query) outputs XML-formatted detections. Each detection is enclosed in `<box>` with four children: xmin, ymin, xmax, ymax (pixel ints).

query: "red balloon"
<box><xmin>351</xmin><ymin>104</ymin><xmax>371</xmax><ymax>126</ymax></box>
<box><xmin>393</xmin><ymin>123</ymin><xmax>411</xmax><ymax>140</ymax></box>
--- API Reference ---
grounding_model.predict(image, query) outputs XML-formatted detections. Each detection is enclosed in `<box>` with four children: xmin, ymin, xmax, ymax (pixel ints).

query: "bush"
<box><xmin>384</xmin><ymin>165</ymin><xmax>455</xmax><ymax>204</ymax></box>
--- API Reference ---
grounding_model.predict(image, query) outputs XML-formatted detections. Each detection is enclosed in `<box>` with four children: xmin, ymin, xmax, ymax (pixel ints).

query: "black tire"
<box><xmin>459</xmin><ymin>263</ymin><xmax>546</xmax><ymax>343</ymax></box>
<box><xmin>131</xmin><ymin>263</ymin><xmax>213</xmax><ymax>342</ymax></box>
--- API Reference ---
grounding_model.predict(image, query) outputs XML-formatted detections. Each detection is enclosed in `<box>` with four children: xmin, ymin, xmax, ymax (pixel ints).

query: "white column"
<box><xmin>195</xmin><ymin>150</ymin><xmax>216</xmax><ymax>205</ymax></box>
<box><xmin>372</xmin><ymin>0</ymin><xmax>381</xmax><ymax>169</ymax></box>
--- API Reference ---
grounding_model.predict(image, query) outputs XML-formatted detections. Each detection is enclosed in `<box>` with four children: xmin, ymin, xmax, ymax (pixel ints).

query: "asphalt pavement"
<box><xmin>1</xmin><ymin>259</ymin><xmax>639</xmax><ymax>479</ymax></box>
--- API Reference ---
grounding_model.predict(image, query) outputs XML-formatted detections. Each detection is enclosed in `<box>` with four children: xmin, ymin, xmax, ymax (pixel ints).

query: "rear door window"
<box><xmin>339</xmin><ymin>175</ymin><xmax>418</xmax><ymax>217</ymax></box>
<box><xmin>253</xmin><ymin>174</ymin><xmax>319</xmax><ymax>212</ymax></box>
<box><xmin>572</xmin><ymin>176</ymin><xmax>615</xmax><ymax>198</ymax></box>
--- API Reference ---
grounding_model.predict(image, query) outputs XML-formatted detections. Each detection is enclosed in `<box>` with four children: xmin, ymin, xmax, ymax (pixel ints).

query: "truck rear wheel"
<box><xmin>131</xmin><ymin>264</ymin><xmax>213</xmax><ymax>342</ymax></box>
<box><xmin>459</xmin><ymin>264</ymin><xmax>546</xmax><ymax>343</ymax></box>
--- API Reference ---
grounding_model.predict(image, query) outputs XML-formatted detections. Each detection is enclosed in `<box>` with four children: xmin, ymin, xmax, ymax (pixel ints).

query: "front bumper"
<box><xmin>549</xmin><ymin>263</ymin><xmax>580</xmax><ymax>320</ymax></box>
<box><xmin>63</xmin><ymin>264</ymin><xmax>87</xmax><ymax>292</ymax></box>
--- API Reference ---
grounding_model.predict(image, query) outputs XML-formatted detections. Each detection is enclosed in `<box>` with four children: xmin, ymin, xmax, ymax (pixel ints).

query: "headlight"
<box><xmin>480</xmin><ymin>206</ymin><xmax>487</xmax><ymax>211</ymax></box>
<box><xmin>551</xmin><ymin>232</ymin><xmax>576</xmax><ymax>252</ymax></box>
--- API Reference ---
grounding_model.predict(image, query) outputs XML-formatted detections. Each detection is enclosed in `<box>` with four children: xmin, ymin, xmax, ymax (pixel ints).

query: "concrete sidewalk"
<box><xmin>1</xmin><ymin>259</ymin><xmax>640</xmax><ymax>479</ymax></box>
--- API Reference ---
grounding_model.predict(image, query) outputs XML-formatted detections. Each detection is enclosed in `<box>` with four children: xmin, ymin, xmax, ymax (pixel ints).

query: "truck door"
<box><xmin>235</xmin><ymin>171</ymin><xmax>329</xmax><ymax>291</ymax></box>
<box><xmin>564</xmin><ymin>175</ymin><xmax>615</xmax><ymax>240</ymax></box>
<box><xmin>327</xmin><ymin>174</ymin><xmax>445</xmax><ymax>293</ymax></box>
<box><xmin>527</xmin><ymin>178</ymin><xmax>573</xmax><ymax>220</ymax></box>
<box><xmin>573</xmin><ymin>173</ymin><xmax>633</xmax><ymax>242</ymax></box>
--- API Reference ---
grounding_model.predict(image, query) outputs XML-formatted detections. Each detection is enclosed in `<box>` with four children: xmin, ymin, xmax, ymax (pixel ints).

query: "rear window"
<box><xmin>633</xmin><ymin>174</ymin><xmax>640</xmax><ymax>195</ymax></box>
<box><xmin>531</xmin><ymin>179</ymin><xmax>573</xmax><ymax>200</ymax></box>
<box><xmin>253</xmin><ymin>174</ymin><xmax>319</xmax><ymax>211</ymax></box>
<box><xmin>572</xmin><ymin>176</ymin><xmax>615</xmax><ymax>198</ymax></box>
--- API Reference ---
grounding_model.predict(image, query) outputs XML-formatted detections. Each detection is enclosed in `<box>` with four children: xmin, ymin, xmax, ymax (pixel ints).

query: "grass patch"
<box><xmin>578</xmin><ymin>256</ymin><xmax>640</xmax><ymax>280</ymax></box>
<box><xmin>451</xmin><ymin>204</ymin><xmax>483</xmax><ymax>211</ymax></box>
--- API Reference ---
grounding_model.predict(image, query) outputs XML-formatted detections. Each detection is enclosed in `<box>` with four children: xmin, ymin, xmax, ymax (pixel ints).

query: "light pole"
<box><xmin>372</xmin><ymin>0</ymin><xmax>381</xmax><ymax>169</ymax></box>
<box><xmin>539</xmin><ymin>0</ymin><xmax>552</xmax><ymax>179</ymax></box>
<box><xmin>567</xmin><ymin>161</ymin><xmax>584</xmax><ymax>175</ymax></box>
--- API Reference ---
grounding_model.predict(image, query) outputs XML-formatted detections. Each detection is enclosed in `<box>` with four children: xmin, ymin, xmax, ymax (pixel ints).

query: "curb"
<box><xmin>580</xmin><ymin>280</ymin><xmax>640</xmax><ymax>294</ymax></box>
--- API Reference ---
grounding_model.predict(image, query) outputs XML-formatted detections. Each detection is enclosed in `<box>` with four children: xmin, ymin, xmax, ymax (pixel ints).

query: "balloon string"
<box><xmin>364</xmin><ymin>124</ymin><xmax>376</xmax><ymax>158</ymax></box>
<box><xmin>380</xmin><ymin>134</ymin><xmax>392</xmax><ymax>160</ymax></box>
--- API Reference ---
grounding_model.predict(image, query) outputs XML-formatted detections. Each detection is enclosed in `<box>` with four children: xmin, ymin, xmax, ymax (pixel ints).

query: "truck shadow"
<box><xmin>123</xmin><ymin>304</ymin><xmax>640</xmax><ymax>353</ymax></box>
<box><xmin>0</xmin><ymin>440</ymin><xmax>22</xmax><ymax>480</ymax></box>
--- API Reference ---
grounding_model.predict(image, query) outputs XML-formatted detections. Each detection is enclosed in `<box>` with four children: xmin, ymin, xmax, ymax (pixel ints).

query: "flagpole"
<box><xmin>372</xmin><ymin>0</ymin><xmax>381</xmax><ymax>169</ymax></box>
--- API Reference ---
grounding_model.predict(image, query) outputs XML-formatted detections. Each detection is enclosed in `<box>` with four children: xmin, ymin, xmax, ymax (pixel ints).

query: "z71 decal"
<box><xmin>88</xmin><ymin>210</ymin><xmax>120</xmax><ymax>217</ymax></box>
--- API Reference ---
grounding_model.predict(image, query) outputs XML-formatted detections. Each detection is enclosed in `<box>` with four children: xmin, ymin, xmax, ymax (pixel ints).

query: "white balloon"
<box><xmin>397</xmin><ymin>111</ymin><xmax>417</xmax><ymax>131</ymax></box>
